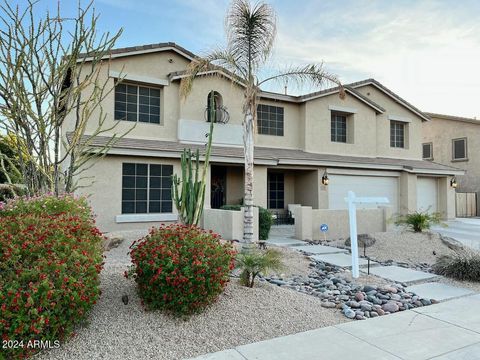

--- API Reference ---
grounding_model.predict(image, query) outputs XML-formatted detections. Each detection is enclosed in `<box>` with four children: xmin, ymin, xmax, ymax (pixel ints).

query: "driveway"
<box><xmin>432</xmin><ymin>218</ymin><xmax>480</xmax><ymax>250</ymax></box>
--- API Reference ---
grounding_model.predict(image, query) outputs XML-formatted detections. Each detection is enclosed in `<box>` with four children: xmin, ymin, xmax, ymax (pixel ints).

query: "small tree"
<box><xmin>180</xmin><ymin>0</ymin><xmax>343</xmax><ymax>248</ymax></box>
<box><xmin>0</xmin><ymin>0</ymin><xmax>129</xmax><ymax>196</ymax></box>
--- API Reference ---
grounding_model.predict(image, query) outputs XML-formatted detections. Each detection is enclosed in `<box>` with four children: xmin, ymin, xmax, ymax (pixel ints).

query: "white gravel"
<box><xmin>330</xmin><ymin>230</ymin><xmax>455</xmax><ymax>265</ymax></box>
<box><xmin>36</xmin><ymin>230</ymin><xmax>346</xmax><ymax>360</ymax></box>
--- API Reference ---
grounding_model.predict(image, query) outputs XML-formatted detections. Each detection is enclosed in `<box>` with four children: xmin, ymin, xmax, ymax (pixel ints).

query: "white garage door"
<box><xmin>417</xmin><ymin>177</ymin><xmax>438</xmax><ymax>213</ymax></box>
<box><xmin>328</xmin><ymin>175</ymin><xmax>399</xmax><ymax>212</ymax></box>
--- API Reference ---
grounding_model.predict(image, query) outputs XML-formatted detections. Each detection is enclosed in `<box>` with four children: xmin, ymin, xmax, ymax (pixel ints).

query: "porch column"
<box><xmin>253</xmin><ymin>165</ymin><xmax>267</xmax><ymax>208</ymax></box>
<box><xmin>438</xmin><ymin>176</ymin><xmax>456</xmax><ymax>219</ymax></box>
<box><xmin>399</xmin><ymin>172</ymin><xmax>417</xmax><ymax>214</ymax></box>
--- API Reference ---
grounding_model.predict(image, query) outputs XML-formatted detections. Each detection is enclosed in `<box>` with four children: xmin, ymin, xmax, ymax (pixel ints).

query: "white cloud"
<box><xmin>267</xmin><ymin>0</ymin><xmax>480</xmax><ymax>118</ymax></box>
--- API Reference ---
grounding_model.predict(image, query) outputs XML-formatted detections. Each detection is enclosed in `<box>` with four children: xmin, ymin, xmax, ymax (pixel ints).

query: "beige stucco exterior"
<box><xmin>64</xmin><ymin>44</ymin><xmax>460</xmax><ymax>233</ymax></box>
<box><xmin>422</xmin><ymin>114</ymin><xmax>480</xmax><ymax>214</ymax></box>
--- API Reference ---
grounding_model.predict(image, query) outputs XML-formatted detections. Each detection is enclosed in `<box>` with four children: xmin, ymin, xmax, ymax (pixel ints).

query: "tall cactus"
<box><xmin>172</xmin><ymin>91</ymin><xmax>215</xmax><ymax>225</ymax></box>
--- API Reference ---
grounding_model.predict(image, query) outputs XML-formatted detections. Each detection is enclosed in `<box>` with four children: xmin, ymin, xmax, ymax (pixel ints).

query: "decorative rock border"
<box><xmin>264</xmin><ymin>258</ymin><xmax>436</xmax><ymax>320</ymax></box>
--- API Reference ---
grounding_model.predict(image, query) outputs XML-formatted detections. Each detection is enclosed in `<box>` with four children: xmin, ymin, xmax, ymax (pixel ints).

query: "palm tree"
<box><xmin>180</xmin><ymin>0</ymin><xmax>344</xmax><ymax>248</ymax></box>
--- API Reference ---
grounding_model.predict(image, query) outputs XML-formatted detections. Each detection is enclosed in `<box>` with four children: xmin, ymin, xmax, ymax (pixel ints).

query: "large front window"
<box><xmin>257</xmin><ymin>104</ymin><xmax>284</xmax><ymax>136</ymax></box>
<box><xmin>268</xmin><ymin>172</ymin><xmax>284</xmax><ymax>209</ymax></box>
<box><xmin>390</xmin><ymin>121</ymin><xmax>405</xmax><ymax>148</ymax></box>
<box><xmin>115</xmin><ymin>83</ymin><xmax>161</xmax><ymax>124</ymax></box>
<box><xmin>121</xmin><ymin>163</ymin><xmax>172</xmax><ymax>214</ymax></box>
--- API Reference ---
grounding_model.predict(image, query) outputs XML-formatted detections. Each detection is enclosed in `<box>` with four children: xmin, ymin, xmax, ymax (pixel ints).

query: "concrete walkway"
<box><xmin>189</xmin><ymin>294</ymin><xmax>480</xmax><ymax>360</ymax></box>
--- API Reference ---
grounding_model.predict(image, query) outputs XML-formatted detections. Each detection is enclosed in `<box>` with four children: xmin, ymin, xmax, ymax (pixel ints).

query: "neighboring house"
<box><xmin>64</xmin><ymin>42</ymin><xmax>462</xmax><ymax>232</ymax></box>
<box><xmin>422</xmin><ymin>113</ymin><xmax>480</xmax><ymax>216</ymax></box>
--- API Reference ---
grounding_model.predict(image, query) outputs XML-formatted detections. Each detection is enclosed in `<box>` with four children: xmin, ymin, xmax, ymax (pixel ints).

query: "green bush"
<box><xmin>394</xmin><ymin>210</ymin><xmax>442</xmax><ymax>232</ymax></box>
<box><xmin>0</xmin><ymin>195</ymin><xmax>103</xmax><ymax>359</ymax></box>
<box><xmin>236</xmin><ymin>248</ymin><xmax>284</xmax><ymax>287</ymax></box>
<box><xmin>433</xmin><ymin>250</ymin><xmax>480</xmax><ymax>281</ymax></box>
<box><xmin>128</xmin><ymin>224</ymin><xmax>235</xmax><ymax>316</ymax></box>
<box><xmin>220</xmin><ymin>205</ymin><xmax>273</xmax><ymax>240</ymax></box>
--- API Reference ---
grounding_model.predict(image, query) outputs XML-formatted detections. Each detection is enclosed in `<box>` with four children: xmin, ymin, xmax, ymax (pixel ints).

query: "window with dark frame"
<box><xmin>115</xmin><ymin>83</ymin><xmax>161</xmax><ymax>124</ymax></box>
<box><xmin>390</xmin><ymin>121</ymin><xmax>405</xmax><ymax>148</ymax></box>
<box><xmin>121</xmin><ymin>163</ymin><xmax>173</xmax><ymax>214</ymax></box>
<box><xmin>331</xmin><ymin>112</ymin><xmax>347</xmax><ymax>143</ymax></box>
<box><xmin>257</xmin><ymin>104</ymin><xmax>284</xmax><ymax>136</ymax></box>
<box><xmin>452</xmin><ymin>138</ymin><xmax>467</xmax><ymax>160</ymax></box>
<box><xmin>422</xmin><ymin>143</ymin><xmax>433</xmax><ymax>160</ymax></box>
<box><xmin>268</xmin><ymin>172</ymin><xmax>284</xmax><ymax>209</ymax></box>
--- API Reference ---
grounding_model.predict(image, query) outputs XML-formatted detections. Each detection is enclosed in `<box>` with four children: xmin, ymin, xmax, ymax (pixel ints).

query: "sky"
<box><xmin>24</xmin><ymin>0</ymin><xmax>480</xmax><ymax>118</ymax></box>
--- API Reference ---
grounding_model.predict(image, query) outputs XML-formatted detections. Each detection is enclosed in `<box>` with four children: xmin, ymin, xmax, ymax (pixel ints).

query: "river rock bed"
<box><xmin>263</xmin><ymin>258</ymin><xmax>437</xmax><ymax>320</ymax></box>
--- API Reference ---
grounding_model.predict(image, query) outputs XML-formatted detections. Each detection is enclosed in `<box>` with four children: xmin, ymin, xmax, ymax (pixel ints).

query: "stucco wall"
<box><xmin>202</xmin><ymin>207</ymin><xmax>258</xmax><ymax>241</ymax></box>
<box><xmin>423</xmin><ymin>116</ymin><xmax>480</xmax><ymax>196</ymax></box>
<box><xmin>295</xmin><ymin>206</ymin><xmax>390</xmax><ymax>240</ymax></box>
<box><xmin>226</xmin><ymin>166</ymin><xmax>244</xmax><ymax>205</ymax></box>
<box><xmin>303</xmin><ymin>92</ymin><xmax>378</xmax><ymax>156</ymax></box>
<box><xmin>354</xmin><ymin>84</ymin><xmax>424</xmax><ymax>160</ymax></box>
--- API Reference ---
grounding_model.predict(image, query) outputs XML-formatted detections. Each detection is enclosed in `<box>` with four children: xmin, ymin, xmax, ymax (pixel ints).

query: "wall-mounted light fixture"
<box><xmin>321</xmin><ymin>170</ymin><xmax>329</xmax><ymax>186</ymax></box>
<box><xmin>450</xmin><ymin>177</ymin><xmax>457</xmax><ymax>188</ymax></box>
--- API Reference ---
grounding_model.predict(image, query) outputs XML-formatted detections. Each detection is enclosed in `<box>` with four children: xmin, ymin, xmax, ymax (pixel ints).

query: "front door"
<box><xmin>211</xmin><ymin>166</ymin><xmax>227</xmax><ymax>208</ymax></box>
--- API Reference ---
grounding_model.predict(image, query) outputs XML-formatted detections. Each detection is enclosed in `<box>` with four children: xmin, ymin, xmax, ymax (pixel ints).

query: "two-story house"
<box><xmin>64</xmin><ymin>43</ymin><xmax>462</xmax><ymax>232</ymax></box>
<box><xmin>422</xmin><ymin>113</ymin><xmax>480</xmax><ymax>217</ymax></box>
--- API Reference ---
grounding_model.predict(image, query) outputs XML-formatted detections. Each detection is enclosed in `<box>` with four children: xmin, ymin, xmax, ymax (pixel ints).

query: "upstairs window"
<box><xmin>207</xmin><ymin>91</ymin><xmax>223</xmax><ymax>123</ymax></box>
<box><xmin>331</xmin><ymin>112</ymin><xmax>347</xmax><ymax>143</ymax></box>
<box><xmin>122</xmin><ymin>163</ymin><xmax>173</xmax><ymax>214</ymax></box>
<box><xmin>390</xmin><ymin>121</ymin><xmax>405</xmax><ymax>148</ymax></box>
<box><xmin>452</xmin><ymin>138</ymin><xmax>467</xmax><ymax>161</ymax></box>
<box><xmin>257</xmin><ymin>104</ymin><xmax>284</xmax><ymax>136</ymax></box>
<box><xmin>422</xmin><ymin>143</ymin><xmax>433</xmax><ymax>160</ymax></box>
<box><xmin>115</xmin><ymin>83</ymin><xmax>160</xmax><ymax>124</ymax></box>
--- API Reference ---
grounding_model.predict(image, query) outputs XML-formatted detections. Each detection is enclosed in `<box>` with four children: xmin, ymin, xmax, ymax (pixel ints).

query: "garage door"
<box><xmin>328</xmin><ymin>175</ymin><xmax>399</xmax><ymax>212</ymax></box>
<box><xmin>417</xmin><ymin>177</ymin><xmax>438</xmax><ymax>213</ymax></box>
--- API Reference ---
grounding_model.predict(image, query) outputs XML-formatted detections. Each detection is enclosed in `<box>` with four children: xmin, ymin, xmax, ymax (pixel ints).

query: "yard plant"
<box><xmin>128</xmin><ymin>224</ymin><xmax>235</xmax><ymax>316</ymax></box>
<box><xmin>394</xmin><ymin>210</ymin><xmax>443</xmax><ymax>232</ymax></box>
<box><xmin>236</xmin><ymin>248</ymin><xmax>283</xmax><ymax>287</ymax></box>
<box><xmin>220</xmin><ymin>204</ymin><xmax>273</xmax><ymax>240</ymax></box>
<box><xmin>0</xmin><ymin>195</ymin><xmax>104</xmax><ymax>359</ymax></box>
<box><xmin>434</xmin><ymin>250</ymin><xmax>480</xmax><ymax>282</ymax></box>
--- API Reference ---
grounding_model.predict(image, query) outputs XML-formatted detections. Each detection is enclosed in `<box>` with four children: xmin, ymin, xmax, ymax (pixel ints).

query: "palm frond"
<box><xmin>226</xmin><ymin>0</ymin><xmax>276</xmax><ymax>76</ymax></box>
<box><xmin>179</xmin><ymin>49</ymin><xmax>246</xmax><ymax>100</ymax></box>
<box><xmin>258</xmin><ymin>63</ymin><xmax>345</xmax><ymax>98</ymax></box>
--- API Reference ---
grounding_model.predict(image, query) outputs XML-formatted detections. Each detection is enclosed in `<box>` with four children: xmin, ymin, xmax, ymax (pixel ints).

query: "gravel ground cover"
<box><xmin>329</xmin><ymin>231</ymin><xmax>455</xmax><ymax>266</ymax></box>
<box><xmin>36</xmin><ymin>230</ymin><xmax>346</xmax><ymax>360</ymax></box>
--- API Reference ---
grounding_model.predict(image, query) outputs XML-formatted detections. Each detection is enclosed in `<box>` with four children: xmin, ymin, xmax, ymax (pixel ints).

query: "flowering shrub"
<box><xmin>128</xmin><ymin>224</ymin><xmax>235</xmax><ymax>315</ymax></box>
<box><xmin>0</xmin><ymin>193</ymin><xmax>92</xmax><ymax>221</ymax></box>
<box><xmin>0</xmin><ymin>195</ymin><xmax>103</xmax><ymax>359</ymax></box>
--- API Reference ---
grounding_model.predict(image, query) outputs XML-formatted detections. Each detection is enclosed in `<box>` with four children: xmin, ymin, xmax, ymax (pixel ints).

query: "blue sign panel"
<box><xmin>320</xmin><ymin>224</ymin><xmax>329</xmax><ymax>232</ymax></box>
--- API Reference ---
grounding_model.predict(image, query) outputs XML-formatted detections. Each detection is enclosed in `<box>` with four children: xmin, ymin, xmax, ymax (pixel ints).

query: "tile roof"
<box><xmin>426</xmin><ymin>112</ymin><xmax>480</xmax><ymax>125</ymax></box>
<box><xmin>71</xmin><ymin>134</ymin><xmax>462</xmax><ymax>175</ymax></box>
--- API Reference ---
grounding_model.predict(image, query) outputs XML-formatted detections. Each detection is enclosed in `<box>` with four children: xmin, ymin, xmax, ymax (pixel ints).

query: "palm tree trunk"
<box><xmin>243</xmin><ymin>107</ymin><xmax>255</xmax><ymax>248</ymax></box>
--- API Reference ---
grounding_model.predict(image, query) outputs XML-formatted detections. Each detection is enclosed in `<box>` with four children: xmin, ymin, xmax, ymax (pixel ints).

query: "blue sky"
<box><xmin>26</xmin><ymin>1</ymin><xmax>480</xmax><ymax>117</ymax></box>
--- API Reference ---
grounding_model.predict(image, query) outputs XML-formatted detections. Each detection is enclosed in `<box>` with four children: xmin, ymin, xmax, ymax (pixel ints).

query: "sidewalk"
<box><xmin>189</xmin><ymin>294</ymin><xmax>480</xmax><ymax>360</ymax></box>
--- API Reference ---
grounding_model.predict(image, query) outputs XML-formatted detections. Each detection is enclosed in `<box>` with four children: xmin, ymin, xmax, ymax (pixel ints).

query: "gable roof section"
<box><xmin>77</xmin><ymin>42</ymin><xmax>196</xmax><ymax>62</ymax></box>
<box><xmin>426</xmin><ymin>112</ymin><xmax>480</xmax><ymax>125</ymax></box>
<box><xmin>169</xmin><ymin>69</ymin><xmax>385</xmax><ymax>113</ymax></box>
<box><xmin>348</xmin><ymin>79</ymin><xmax>430</xmax><ymax>121</ymax></box>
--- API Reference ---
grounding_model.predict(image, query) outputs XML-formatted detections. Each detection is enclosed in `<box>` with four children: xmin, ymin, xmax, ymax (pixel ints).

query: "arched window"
<box><xmin>207</xmin><ymin>91</ymin><xmax>223</xmax><ymax>123</ymax></box>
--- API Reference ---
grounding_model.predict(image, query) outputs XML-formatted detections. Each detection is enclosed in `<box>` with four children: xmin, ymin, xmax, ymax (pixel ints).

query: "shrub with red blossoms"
<box><xmin>0</xmin><ymin>195</ymin><xmax>104</xmax><ymax>359</ymax></box>
<box><xmin>128</xmin><ymin>224</ymin><xmax>235</xmax><ymax>316</ymax></box>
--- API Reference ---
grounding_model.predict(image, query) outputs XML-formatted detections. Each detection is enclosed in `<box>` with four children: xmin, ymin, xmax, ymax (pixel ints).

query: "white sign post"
<box><xmin>345</xmin><ymin>191</ymin><xmax>389</xmax><ymax>278</ymax></box>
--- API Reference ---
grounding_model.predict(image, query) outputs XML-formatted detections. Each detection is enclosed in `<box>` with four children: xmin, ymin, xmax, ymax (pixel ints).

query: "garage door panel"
<box><xmin>417</xmin><ymin>177</ymin><xmax>437</xmax><ymax>213</ymax></box>
<box><xmin>328</xmin><ymin>175</ymin><xmax>399</xmax><ymax>212</ymax></box>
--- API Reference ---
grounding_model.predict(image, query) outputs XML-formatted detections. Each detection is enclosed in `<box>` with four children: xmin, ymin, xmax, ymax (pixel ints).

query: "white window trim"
<box><xmin>110</xmin><ymin>70</ymin><xmax>169</xmax><ymax>86</ymax></box>
<box><xmin>388</xmin><ymin>114</ymin><xmax>412</xmax><ymax>123</ymax></box>
<box><xmin>115</xmin><ymin>213</ymin><xmax>177</xmax><ymax>223</ymax></box>
<box><xmin>328</xmin><ymin>105</ymin><xmax>357</xmax><ymax>114</ymax></box>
